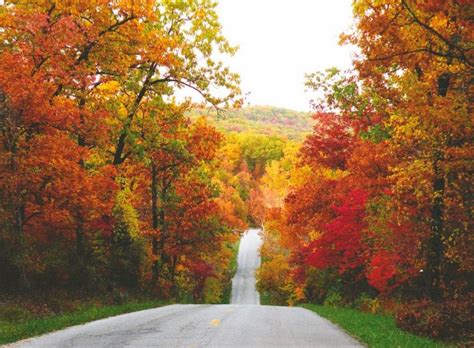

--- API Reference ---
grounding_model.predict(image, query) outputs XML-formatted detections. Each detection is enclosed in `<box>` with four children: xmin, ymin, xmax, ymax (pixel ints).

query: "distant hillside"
<box><xmin>188</xmin><ymin>106</ymin><xmax>314</xmax><ymax>140</ymax></box>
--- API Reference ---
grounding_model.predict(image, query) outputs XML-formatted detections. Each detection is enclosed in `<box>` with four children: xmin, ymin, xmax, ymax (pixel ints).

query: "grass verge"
<box><xmin>220</xmin><ymin>239</ymin><xmax>240</xmax><ymax>304</ymax></box>
<box><xmin>300</xmin><ymin>304</ymin><xmax>449</xmax><ymax>348</ymax></box>
<box><xmin>0</xmin><ymin>300</ymin><xmax>166</xmax><ymax>345</ymax></box>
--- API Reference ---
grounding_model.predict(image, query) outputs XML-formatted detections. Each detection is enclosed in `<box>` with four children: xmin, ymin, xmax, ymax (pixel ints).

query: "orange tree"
<box><xmin>0</xmin><ymin>0</ymin><xmax>242</xmax><ymax>297</ymax></box>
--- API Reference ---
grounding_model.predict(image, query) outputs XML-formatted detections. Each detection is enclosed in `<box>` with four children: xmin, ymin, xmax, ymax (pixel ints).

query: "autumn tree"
<box><xmin>256</xmin><ymin>1</ymin><xmax>472</xmax><ymax>340</ymax></box>
<box><xmin>344</xmin><ymin>0</ymin><xmax>473</xmax><ymax>301</ymax></box>
<box><xmin>0</xmin><ymin>0</ymin><xmax>243</xmax><ymax>299</ymax></box>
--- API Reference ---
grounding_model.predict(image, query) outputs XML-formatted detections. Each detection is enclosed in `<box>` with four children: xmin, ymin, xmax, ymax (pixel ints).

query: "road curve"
<box><xmin>231</xmin><ymin>228</ymin><xmax>262</xmax><ymax>304</ymax></box>
<box><xmin>8</xmin><ymin>229</ymin><xmax>362</xmax><ymax>347</ymax></box>
<box><xmin>9</xmin><ymin>304</ymin><xmax>362</xmax><ymax>347</ymax></box>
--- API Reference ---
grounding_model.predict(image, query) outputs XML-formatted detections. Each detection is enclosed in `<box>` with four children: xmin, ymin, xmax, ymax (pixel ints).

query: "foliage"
<box><xmin>395</xmin><ymin>297</ymin><xmax>474</xmax><ymax>341</ymax></box>
<box><xmin>110</xmin><ymin>189</ymin><xmax>146</xmax><ymax>289</ymax></box>
<box><xmin>322</xmin><ymin>291</ymin><xmax>344</xmax><ymax>308</ymax></box>
<box><xmin>0</xmin><ymin>0</ymin><xmax>471</xmax><ymax>343</ymax></box>
<box><xmin>187</xmin><ymin>106</ymin><xmax>313</xmax><ymax>140</ymax></box>
<box><xmin>257</xmin><ymin>253</ymin><xmax>293</xmax><ymax>306</ymax></box>
<box><xmin>256</xmin><ymin>0</ymin><xmax>473</xmax><ymax>342</ymax></box>
<box><xmin>0</xmin><ymin>0</ymin><xmax>244</xmax><ymax>304</ymax></box>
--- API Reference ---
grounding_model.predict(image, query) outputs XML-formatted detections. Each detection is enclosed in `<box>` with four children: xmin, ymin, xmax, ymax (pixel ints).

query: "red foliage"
<box><xmin>305</xmin><ymin>189</ymin><xmax>368</xmax><ymax>273</ymax></box>
<box><xmin>367</xmin><ymin>251</ymin><xmax>400</xmax><ymax>292</ymax></box>
<box><xmin>396</xmin><ymin>296</ymin><xmax>474</xmax><ymax>340</ymax></box>
<box><xmin>301</xmin><ymin>112</ymin><xmax>355</xmax><ymax>170</ymax></box>
<box><xmin>186</xmin><ymin>259</ymin><xmax>214</xmax><ymax>280</ymax></box>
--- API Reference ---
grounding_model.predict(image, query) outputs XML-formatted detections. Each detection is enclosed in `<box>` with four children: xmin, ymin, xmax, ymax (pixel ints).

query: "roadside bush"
<box><xmin>323</xmin><ymin>290</ymin><xmax>343</xmax><ymax>307</ymax></box>
<box><xmin>112</xmin><ymin>289</ymin><xmax>130</xmax><ymax>305</ymax></box>
<box><xmin>0</xmin><ymin>306</ymin><xmax>32</xmax><ymax>323</ymax></box>
<box><xmin>395</xmin><ymin>297</ymin><xmax>474</xmax><ymax>340</ymax></box>
<box><xmin>353</xmin><ymin>293</ymin><xmax>383</xmax><ymax>314</ymax></box>
<box><xmin>256</xmin><ymin>254</ymin><xmax>292</xmax><ymax>305</ymax></box>
<box><xmin>203</xmin><ymin>277</ymin><xmax>222</xmax><ymax>304</ymax></box>
<box><xmin>304</xmin><ymin>268</ymin><xmax>342</xmax><ymax>304</ymax></box>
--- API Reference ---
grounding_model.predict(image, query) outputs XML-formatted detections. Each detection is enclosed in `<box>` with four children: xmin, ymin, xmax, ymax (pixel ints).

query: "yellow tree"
<box><xmin>344</xmin><ymin>0</ymin><xmax>473</xmax><ymax>300</ymax></box>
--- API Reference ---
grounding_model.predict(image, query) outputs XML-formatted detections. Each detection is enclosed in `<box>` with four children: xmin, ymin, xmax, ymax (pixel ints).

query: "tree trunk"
<box><xmin>424</xmin><ymin>73</ymin><xmax>451</xmax><ymax>301</ymax></box>
<box><xmin>151</xmin><ymin>162</ymin><xmax>159</xmax><ymax>285</ymax></box>
<box><xmin>75</xmin><ymin>97</ymin><xmax>88</xmax><ymax>287</ymax></box>
<box><xmin>75</xmin><ymin>210</ymin><xmax>87</xmax><ymax>286</ymax></box>
<box><xmin>15</xmin><ymin>204</ymin><xmax>30</xmax><ymax>291</ymax></box>
<box><xmin>113</xmin><ymin>63</ymin><xmax>157</xmax><ymax>165</ymax></box>
<box><xmin>4</xmin><ymin>111</ymin><xmax>30</xmax><ymax>291</ymax></box>
<box><xmin>425</xmin><ymin>155</ymin><xmax>444</xmax><ymax>301</ymax></box>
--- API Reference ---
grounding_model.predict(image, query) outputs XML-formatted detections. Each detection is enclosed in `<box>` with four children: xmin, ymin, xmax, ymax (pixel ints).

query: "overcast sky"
<box><xmin>216</xmin><ymin>0</ymin><xmax>356</xmax><ymax>111</ymax></box>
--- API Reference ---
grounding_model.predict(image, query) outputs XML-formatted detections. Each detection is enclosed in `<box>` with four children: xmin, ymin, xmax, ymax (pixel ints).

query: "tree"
<box><xmin>0</xmin><ymin>0</ymin><xmax>243</xmax><ymax>297</ymax></box>
<box><xmin>301</xmin><ymin>112</ymin><xmax>356</xmax><ymax>170</ymax></box>
<box><xmin>344</xmin><ymin>0</ymin><xmax>473</xmax><ymax>300</ymax></box>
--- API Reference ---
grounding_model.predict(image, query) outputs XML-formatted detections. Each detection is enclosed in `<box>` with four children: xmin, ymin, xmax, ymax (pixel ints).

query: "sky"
<box><xmin>215</xmin><ymin>0</ymin><xmax>356</xmax><ymax>111</ymax></box>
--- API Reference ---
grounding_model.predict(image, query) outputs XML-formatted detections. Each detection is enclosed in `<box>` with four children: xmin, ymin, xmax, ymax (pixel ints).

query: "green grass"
<box><xmin>300</xmin><ymin>304</ymin><xmax>449</xmax><ymax>348</ymax></box>
<box><xmin>229</xmin><ymin>239</ymin><xmax>240</xmax><ymax>276</ymax></box>
<box><xmin>221</xmin><ymin>239</ymin><xmax>241</xmax><ymax>304</ymax></box>
<box><xmin>0</xmin><ymin>300</ymin><xmax>166</xmax><ymax>345</ymax></box>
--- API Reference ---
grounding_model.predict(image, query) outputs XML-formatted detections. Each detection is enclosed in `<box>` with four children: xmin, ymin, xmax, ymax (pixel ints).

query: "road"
<box><xmin>9</xmin><ymin>229</ymin><xmax>362</xmax><ymax>347</ymax></box>
<box><xmin>231</xmin><ymin>228</ymin><xmax>262</xmax><ymax>304</ymax></box>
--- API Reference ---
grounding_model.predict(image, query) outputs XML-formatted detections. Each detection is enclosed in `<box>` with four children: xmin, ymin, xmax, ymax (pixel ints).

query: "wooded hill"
<box><xmin>188</xmin><ymin>106</ymin><xmax>313</xmax><ymax>140</ymax></box>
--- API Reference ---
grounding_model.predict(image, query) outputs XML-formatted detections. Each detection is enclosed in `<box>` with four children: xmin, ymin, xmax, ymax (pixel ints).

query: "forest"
<box><xmin>187</xmin><ymin>105</ymin><xmax>314</xmax><ymax>140</ymax></box>
<box><xmin>0</xmin><ymin>0</ymin><xmax>472</xmax><ymax>344</ymax></box>
<box><xmin>256</xmin><ymin>1</ymin><xmax>473</xmax><ymax>341</ymax></box>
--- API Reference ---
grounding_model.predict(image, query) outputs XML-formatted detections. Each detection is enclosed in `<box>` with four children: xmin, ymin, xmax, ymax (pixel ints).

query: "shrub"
<box><xmin>0</xmin><ymin>306</ymin><xmax>32</xmax><ymax>322</ymax></box>
<box><xmin>112</xmin><ymin>289</ymin><xmax>130</xmax><ymax>305</ymax></box>
<box><xmin>256</xmin><ymin>254</ymin><xmax>292</xmax><ymax>305</ymax></box>
<box><xmin>323</xmin><ymin>290</ymin><xmax>343</xmax><ymax>307</ymax></box>
<box><xmin>203</xmin><ymin>277</ymin><xmax>222</xmax><ymax>304</ymax></box>
<box><xmin>395</xmin><ymin>297</ymin><xmax>474</xmax><ymax>340</ymax></box>
<box><xmin>353</xmin><ymin>293</ymin><xmax>382</xmax><ymax>314</ymax></box>
<box><xmin>304</xmin><ymin>268</ymin><xmax>349</xmax><ymax>305</ymax></box>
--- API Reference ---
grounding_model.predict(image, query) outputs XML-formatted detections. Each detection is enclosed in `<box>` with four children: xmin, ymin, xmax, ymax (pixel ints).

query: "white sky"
<box><xmin>216</xmin><ymin>0</ymin><xmax>356</xmax><ymax>111</ymax></box>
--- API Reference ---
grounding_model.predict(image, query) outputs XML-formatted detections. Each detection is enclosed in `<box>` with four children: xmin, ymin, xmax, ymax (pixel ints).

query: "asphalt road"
<box><xmin>231</xmin><ymin>228</ymin><xmax>262</xmax><ymax>305</ymax></box>
<box><xmin>9</xmin><ymin>229</ymin><xmax>362</xmax><ymax>348</ymax></box>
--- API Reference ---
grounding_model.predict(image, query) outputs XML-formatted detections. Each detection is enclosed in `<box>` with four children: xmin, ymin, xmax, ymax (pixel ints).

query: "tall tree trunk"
<box><xmin>4</xmin><ymin>110</ymin><xmax>30</xmax><ymax>291</ymax></box>
<box><xmin>424</xmin><ymin>73</ymin><xmax>451</xmax><ymax>300</ymax></box>
<box><xmin>75</xmin><ymin>97</ymin><xmax>88</xmax><ymax>287</ymax></box>
<box><xmin>151</xmin><ymin>162</ymin><xmax>159</xmax><ymax>285</ymax></box>
<box><xmin>14</xmin><ymin>204</ymin><xmax>30</xmax><ymax>291</ymax></box>
<box><xmin>75</xmin><ymin>210</ymin><xmax>87</xmax><ymax>286</ymax></box>
<box><xmin>170</xmin><ymin>255</ymin><xmax>178</xmax><ymax>298</ymax></box>
<box><xmin>426</xmin><ymin>154</ymin><xmax>445</xmax><ymax>301</ymax></box>
<box><xmin>156</xmin><ymin>198</ymin><xmax>168</xmax><ymax>282</ymax></box>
